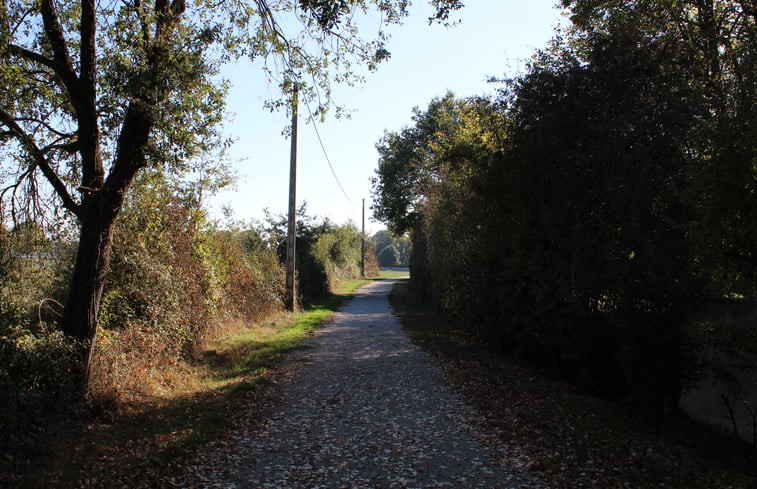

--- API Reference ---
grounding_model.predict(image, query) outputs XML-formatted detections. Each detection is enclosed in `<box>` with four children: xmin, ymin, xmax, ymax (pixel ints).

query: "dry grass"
<box><xmin>86</xmin><ymin>316</ymin><xmax>272</xmax><ymax>411</ymax></box>
<box><xmin>1</xmin><ymin>280</ymin><xmax>371</xmax><ymax>488</ymax></box>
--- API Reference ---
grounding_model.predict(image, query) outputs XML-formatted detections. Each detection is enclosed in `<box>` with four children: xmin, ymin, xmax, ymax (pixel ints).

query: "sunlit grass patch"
<box><xmin>332</xmin><ymin>277</ymin><xmax>372</xmax><ymax>296</ymax></box>
<box><xmin>379</xmin><ymin>268</ymin><xmax>410</xmax><ymax>279</ymax></box>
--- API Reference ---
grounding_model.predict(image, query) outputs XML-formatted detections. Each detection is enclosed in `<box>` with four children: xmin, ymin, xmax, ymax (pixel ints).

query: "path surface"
<box><xmin>224</xmin><ymin>279</ymin><xmax>544</xmax><ymax>488</ymax></box>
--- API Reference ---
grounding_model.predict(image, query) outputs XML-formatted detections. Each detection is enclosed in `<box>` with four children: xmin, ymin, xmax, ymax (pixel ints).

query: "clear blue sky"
<box><xmin>208</xmin><ymin>0</ymin><xmax>567</xmax><ymax>234</ymax></box>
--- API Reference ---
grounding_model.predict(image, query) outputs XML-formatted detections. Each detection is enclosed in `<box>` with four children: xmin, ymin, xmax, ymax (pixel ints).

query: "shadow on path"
<box><xmin>227</xmin><ymin>279</ymin><xmax>543</xmax><ymax>488</ymax></box>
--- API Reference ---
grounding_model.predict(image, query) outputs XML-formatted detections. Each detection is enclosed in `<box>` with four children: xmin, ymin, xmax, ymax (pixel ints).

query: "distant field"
<box><xmin>379</xmin><ymin>268</ymin><xmax>410</xmax><ymax>279</ymax></box>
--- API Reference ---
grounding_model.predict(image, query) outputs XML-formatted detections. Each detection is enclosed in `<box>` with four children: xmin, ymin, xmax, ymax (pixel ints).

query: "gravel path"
<box><xmin>227</xmin><ymin>279</ymin><xmax>544</xmax><ymax>488</ymax></box>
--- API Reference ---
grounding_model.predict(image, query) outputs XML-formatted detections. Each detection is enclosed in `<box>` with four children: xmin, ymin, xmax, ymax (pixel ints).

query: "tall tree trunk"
<box><xmin>60</xmin><ymin>70</ymin><xmax>154</xmax><ymax>392</ymax></box>
<box><xmin>53</xmin><ymin>0</ymin><xmax>175</xmax><ymax>395</ymax></box>
<box><xmin>61</xmin><ymin>185</ymin><xmax>132</xmax><ymax>393</ymax></box>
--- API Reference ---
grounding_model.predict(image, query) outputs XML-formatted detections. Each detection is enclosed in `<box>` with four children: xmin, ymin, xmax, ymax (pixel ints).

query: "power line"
<box><xmin>302</xmin><ymin>100</ymin><xmax>358</xmax><ymax>207</ymax></box>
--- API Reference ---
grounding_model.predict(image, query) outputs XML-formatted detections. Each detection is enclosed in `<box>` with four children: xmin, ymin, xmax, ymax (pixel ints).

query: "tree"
<box><xmin>377</xmin><ymin>244</ymin><xmax>400</xmax><ymax>268</ymax></box>
<box><xmin>371</xmin><ymin>229</ymin><xmax>408</xmax><ymax>268</ymax></box>
<box><xmin>0</xmin><ymin>0</ymin><xmax>463</xmax><ymax>392</ymax></box>
<box><xmin>371</xmin><ymin>93</ymin><xmax>505</xmax><ymax>296</ymax></box>
<box><xmin>560</xmin><ymin>0</ymin><xmax>757</xmax><ymax>297</ymax></box>
<box><xmin>372</xmin><ymin>92</ymin><xmax>497</xmax><ymax>234</ymax></box>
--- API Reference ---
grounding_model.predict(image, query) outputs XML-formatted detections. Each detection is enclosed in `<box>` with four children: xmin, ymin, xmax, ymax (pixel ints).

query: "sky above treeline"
<box><xmin>208</xmin><ymin>0</ymin><xmax>568</xmax><ymax>234</ymax></box>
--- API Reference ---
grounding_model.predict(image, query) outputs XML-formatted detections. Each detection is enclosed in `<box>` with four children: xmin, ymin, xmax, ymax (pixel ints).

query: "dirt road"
<box><xmin>181</xmin><ymin>279</ymin><xmax>542</xmax><ymax>488</ymax></box>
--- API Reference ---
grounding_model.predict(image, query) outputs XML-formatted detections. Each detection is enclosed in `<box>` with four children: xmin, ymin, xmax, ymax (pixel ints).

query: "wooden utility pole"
<box><xmin>361</xmin><ymin>198</ymin><xmax>366</xmax><ymax>278</ymax></box>
<box><xmin>285</xmin><ymin>85</ymin><xmax>298</xmax><ymax>311</ymax></box>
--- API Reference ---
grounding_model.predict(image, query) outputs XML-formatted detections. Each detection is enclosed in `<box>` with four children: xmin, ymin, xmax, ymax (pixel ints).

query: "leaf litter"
<box><xmin>187</xmin><ymin>279</ymin><xmax>546</xmax><ymax>488</ymax></box>
<box><xmin>13</xmin><ymin>278</ymin><xmax>751</xmax><ymax>488</ymax></box>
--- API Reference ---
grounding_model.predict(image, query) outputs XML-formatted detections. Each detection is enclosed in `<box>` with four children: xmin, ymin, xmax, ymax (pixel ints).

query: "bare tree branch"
<box><xmin>15</xmin><ymin>116</ymin><xmax>76</xmax><ymax>140</ymax></box>
<box><xmin>0</xmin><ymin>108</ymin><xmax>81</xmax><ymax>216</ymax></box>
<box><xmin>42</xmin><ymin>135</ymin><xmax>80</xmax><ymax>156</ymax></box>
<box><xmin>7</xmin><ymin>44</ymin><xmax>57</xmax><ymax>72</ymax></box>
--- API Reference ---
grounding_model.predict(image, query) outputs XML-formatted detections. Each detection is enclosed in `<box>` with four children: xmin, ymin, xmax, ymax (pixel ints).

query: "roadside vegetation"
<box><xmin>0</xmin><ymin>168</ymin><xmax>378</xmax><ymax>487</ymax></box>
<box><xmin>372</xmin><ymin>0</ymin><xmax>756</xmax><ymax>454</ymax></box>
<box><xmin>371</xmin><ymin>230</ymin><xmax>411</xmax><ymax>269</ymax></box>
<box><xmin>1</xmin><ymin>246</ymin><xmax>371</xmax><ymax>488</ymax></box>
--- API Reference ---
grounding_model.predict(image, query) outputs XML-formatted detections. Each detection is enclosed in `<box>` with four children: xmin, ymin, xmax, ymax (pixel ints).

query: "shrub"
<box><xmin>265</xmin><ymin>209</ymin><xmax>374</xmax><ymax>305</ymax></box>
<box><xmin>89</xmin><ymin>173</ymin><xmax>286</xmax><ymax>405</ymax></box>
<box><xmin>312</xmin><ymin>223</ymin><xmax>363</xmax><ymax>287</ymax></box>
<box><xmin>0</xmin><ymin>324</ymin><xmax>81</xmax><ymax>440</ymax></box>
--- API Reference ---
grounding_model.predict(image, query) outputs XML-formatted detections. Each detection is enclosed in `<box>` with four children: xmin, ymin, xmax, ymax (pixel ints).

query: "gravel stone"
<box><xmin>216</xmin><ymin>279</ymin><xmax>545</xmax><ymax>488</ymax></box>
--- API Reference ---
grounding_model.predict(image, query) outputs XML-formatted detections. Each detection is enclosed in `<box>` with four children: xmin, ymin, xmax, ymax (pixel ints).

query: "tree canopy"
<box><xmin>0</xmin><ymin>0</ymin><xmax>464</xmax><ymax>391</ymax></box>
<box><xmin>371</xmin><ymin>0</ymin><xmax>755</xmax><ymax>413</ymax></box>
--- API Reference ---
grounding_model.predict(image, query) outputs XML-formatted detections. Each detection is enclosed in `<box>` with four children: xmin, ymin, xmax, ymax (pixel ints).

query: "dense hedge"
<box><xmin>372</xmin><ymin>2</ymin><xmax>755</xmax><ymax>417</ymax></box>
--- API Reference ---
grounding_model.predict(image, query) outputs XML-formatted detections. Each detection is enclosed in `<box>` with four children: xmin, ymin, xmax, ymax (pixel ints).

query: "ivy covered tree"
<box><xmin>0</xmin><ymin>0</ymin><xmax>463</xmax><ymax>392</ymax></box>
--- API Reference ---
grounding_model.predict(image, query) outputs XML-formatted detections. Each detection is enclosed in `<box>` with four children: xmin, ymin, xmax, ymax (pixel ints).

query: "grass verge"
<box><xmin>2</xmin><ymin>278</ymin><xmax>371</xmax><ymax>489</ymax></box>
<box><xmin>378</xmin><ymin>268</ymin><xmax>410</xmax><ymax>279</ymax></box>
<box><xmin>389</xmin><ymin>278</ymin><xmax>756</xmax><ymax>489</ymax></box>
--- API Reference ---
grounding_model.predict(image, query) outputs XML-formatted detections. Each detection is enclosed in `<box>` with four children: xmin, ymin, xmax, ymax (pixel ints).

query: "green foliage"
<box><xmin>0</xmin><ymin>259</ymin><xmax>77</xmax><ymax>435</ymax></box>
<box><xmin>371</xmin><ymin>92</ymin><xmax>498</xmax><ymax>236</ymax></box>
<box><xmin>264</xmin><ymin>207</ymin><xmax>375</xmax><ymax>305</ymax></box>
<box><xmin>101</xmin><ymin>173</ymin><xmax>209</xmax><ymax>351</ymax></box>
<box><xmin>561</xmin><ymin>0</ymin><xmax>757</xmax><ymax>298</ymax></box>
<box><xmin>312</xmin><ymin>223</ymin><xmax>363</xmax><ymax>284</ymax></box>
<box><xmin>0</xmin><ymin>220</ymin><xmax>68</xmax><ymax>326</ymax></box>
<box><xmin>95</xmin><ymin>172</ymin><xmax>285</xmax><ymax>378</ymax></box>
<box><xmin>264</xmin><ymin>207</ymin><xmax>328</xmax><ymax>303</ymax></box>
<box><xmin>0</xmin><ymin>219</ymin><xmax>79</xmax><ymax>437</ymax></box>
<box><xmin>371</xmin><ymin>0</ymin><xmax>756</xmax><ymax>416</ymax></box>
<box><xmin>0</xmin><ymin>325</ymin><xmax>81</xmax><ymax>428</ymax></box>
<box><xmin>0</xmin><ymin>262</ymin><xmax>76</xmax><ymax>443</ymax></box>
<box><xmin>371</xmin><ymin>229</ymin><xmax>410</xmax><ymax>268</ymax></box>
